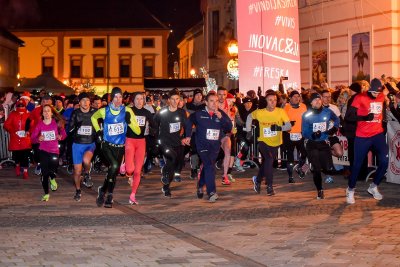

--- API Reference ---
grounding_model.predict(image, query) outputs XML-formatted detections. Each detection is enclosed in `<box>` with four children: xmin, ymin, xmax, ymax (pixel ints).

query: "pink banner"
<box><xmin>236</xmin><ymin>0</ymin><xmax>300</xmax><ymax>94</ymax></box>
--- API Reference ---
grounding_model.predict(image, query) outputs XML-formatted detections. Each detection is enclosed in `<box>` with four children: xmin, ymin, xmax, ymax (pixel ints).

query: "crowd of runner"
<box><xmin>1</xmin><ymin>75</ymin><xmax>399</xmax><ymax>206</ymax></box>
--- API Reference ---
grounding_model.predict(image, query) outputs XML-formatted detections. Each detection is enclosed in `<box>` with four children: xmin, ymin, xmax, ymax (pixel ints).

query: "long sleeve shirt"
<box><xmin>31</xmin><ymin>119</ymin><xmax>66</xmax><ymax>154</ymax></box>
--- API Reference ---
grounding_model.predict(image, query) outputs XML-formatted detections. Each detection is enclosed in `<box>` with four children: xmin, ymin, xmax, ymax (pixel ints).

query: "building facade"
<box><xmin>299</xmin><ymin>0</ymin><xmax>399</xmax><ymax>87</ymax></box>
<box><xmin>0</xmin><ymin>29</ymin><xmax>24</xmax><ymax>93</ymax></box>
<box><xmin>9</xmin><ymin>0</ymin><xmax>169</xmax><ymax>95</ymax></box>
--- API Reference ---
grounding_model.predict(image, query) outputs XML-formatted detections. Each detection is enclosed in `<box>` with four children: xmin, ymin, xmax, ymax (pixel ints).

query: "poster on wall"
<box><xmin>311</xmin><ymin>39</ymin><xmax>328</xmax><ymax>86</ymax></box>
<box><xmin>387</xmin><ymin>121</ymin><xmax>400</xmax><ymax>184</ymax></box>
<box><xmin>351</xmin><ymin>32</ymin><xmax>370</xmax><ymax>82</ymax></box>
<box><xmin>236</xmin><ymin>1</ymin><xmax>300</xmax><ymax>94</ymax></box>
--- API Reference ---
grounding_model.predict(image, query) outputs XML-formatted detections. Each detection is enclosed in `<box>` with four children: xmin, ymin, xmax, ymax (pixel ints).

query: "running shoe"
<box><xmin>74</xmin><ymin>190</ymin><xmax>81</xmax><ymax>202</ymax></box>
<box><xmin>162</xmin><ymin>185</ymin><xmax>172</xmax><ymax>198</ymax></box>
<box><xmin>196</xmin><ymin>183</ymin><xmax>204</xmax><ymax>199</ymax></box>
<box><xmin>367</xmin><ymin>184</ymin><xmax>383</xmax><ymax>200</ymax></box>
<box><xmin>227</xmin><ymin>174</ymin><xmax>236</xmax><ymax>182</ymax></box>
<box><xmin>288</xmin><ymin>177</ymin><xmax>295</xmax><ymax>183</ymax></box>
<box><xmin>346</xmin><ymin>187</ymin><xmax>355</xmax><ymax>204</ymax></box>
<box><xmin>174</xmin><ymin>174</ymin><xmax>182</xmax><ymax>182</ymax></box>
<box><xmin>50</xmin><ymin>178</ymin><xmax>58</xmax><ymax>191</ymax></box>
<box><xmin>295</xmin><ymin>166</ymin><xmax>306</xmax><ymax>179</ymax></box>
<box><xmin>96</xmin><ymin>186</ymin><xmax>105</xmax><ymax>207</ymax></box>
<box><xmin>41</xmin><ymin>194</ymin><xmax>50</xmax><ymax>202</ymax></box>
<box><xmin>34</xmin><ymin>165</ymin><xmax>41</xmax><ymax>176</ymax></box>
<box><xmin>129</xmin><ymin>193</ymin><xmax>139</xmax><ymax>205</ymax></box>
<box><xmin>317</xmin><ymin>190</ymin><xmax>325</xmax><ymax>200</ymax></box>
<box><xmin>161</xmin><ymin>176</ymin><xmax>169</xmax><ymax>185</ymax></box>
<box><xmin>119</xmin><ymin>162</ymin><xmax>126</xmax><ymax>175</ymax></box>
<box><xmin>221</xmin><ymin>176</ymin><xmax>231</xmax><ymax>185</ymax></box>
<box><xmin>82</xmin><ymin>173</ymin><xmax>93</xmax><ymax>188</ymax></box>
<box><xmin>190</xmin><ymin>169</ymin><xmax>198</xmax><ymax>180</ymax></box>
<box><xmin>104</xmin><ymin>194</ymin><xmax>113</xmax><ymax>208</ymax></box>
<box><xmin>208</xmin><ymin>192</ymin><xmax>219</xmax><ymax>203</ymax></box>
<box><xmin>266</xmin><ymin>186</ymin><xmax>275</xmax><ymax>196</ymax></box>
<box><xmin>325</xmin><ymin>176</ymin><xmax>334</xmax><ymax>183</ymax></box>
<box><xmin>252</xmin><ymin>176</ymin><xmax>261</xmax><ymax>194</ymax></box>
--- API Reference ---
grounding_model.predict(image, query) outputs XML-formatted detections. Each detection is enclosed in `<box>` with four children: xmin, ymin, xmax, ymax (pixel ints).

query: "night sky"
<box><xmin>0</xmin><ymin>0</ymin><xmax>203</xmax><ymax>75</ymax></box>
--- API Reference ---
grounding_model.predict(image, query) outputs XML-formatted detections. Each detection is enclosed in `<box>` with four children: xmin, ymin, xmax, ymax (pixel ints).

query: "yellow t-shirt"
<box><xmin>251</xmin><ymin>108</ymin><xmax>290</xmax><ymax>147</ymax></box>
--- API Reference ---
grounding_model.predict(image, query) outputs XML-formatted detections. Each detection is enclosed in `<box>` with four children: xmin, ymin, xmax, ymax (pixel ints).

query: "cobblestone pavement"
<box><xmin>0</xmin><ymin>163</ymin><xmax>400</xmax><ymax>267</ymax></box>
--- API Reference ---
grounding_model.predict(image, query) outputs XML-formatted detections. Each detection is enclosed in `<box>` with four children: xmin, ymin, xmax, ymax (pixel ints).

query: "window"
<box><xmin>119</xmin><ymin>38</ymin><xmax>131</xmax><ymax>48</ymax></box>
<box><xmin>93</xmin><ymin>38</ymin><xmax>105</xmax><ymax>48</ymax></box>
<box><xmin>70</xmin><ymin>39</ymin><xmax>82</xmax><ymax>48</ymax></box>
<box><xmin>42</xmin><ymin>57</ymin><xmax>54</xmax><ymax>75</ymax></box>
<box><xmin>143</xmin><ymin>57</ymin><xmax>154</xmax><ymax>78</ymax></box>
<box><xmin>70</xmin><ymin>57</ymin><xmax>82</xmax><ymax>78</ymax></box>
<box><xmin>93</xmin><ymin>56</ymin><xmax>105</xmax><ymax>78</ymax></box>
<box><xmin>209</xmin><ymin>10</ymin><xmax>219</xmax><ymax>57</ymax></box>
<box><xmin>142</xmin><ymin>38</ymin><xmax>155</xmax><ymax>48</ymax></box>
<box><xmin>119</xmin><ymin>56</ymin><xmax>131</xmax><ymax>77</ymax></box>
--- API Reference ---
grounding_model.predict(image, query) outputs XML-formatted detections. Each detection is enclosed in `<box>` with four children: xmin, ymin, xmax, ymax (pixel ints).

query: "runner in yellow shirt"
<box><xmin>246</xmin><ymin>90</ymin><xmax>291</xmax><ymax>195</ymax></box>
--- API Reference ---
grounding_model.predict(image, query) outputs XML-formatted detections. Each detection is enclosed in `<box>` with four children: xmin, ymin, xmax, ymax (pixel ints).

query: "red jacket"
<box><xmin>4</xmin><ymin>109</ymin><xmax>32</xmax><ymax>151</ymax></box>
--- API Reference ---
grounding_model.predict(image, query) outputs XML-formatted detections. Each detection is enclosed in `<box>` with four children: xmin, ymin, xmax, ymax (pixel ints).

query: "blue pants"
<box><xmin>256</xmin><ymin>142</ymin><xmax>279</xmax><ymax>186</ymax></box>
<box><xmin>198</xmin><ymin>148</ymin><xmax>219</xmax><ymax>196</ymax></box>
<box><xmin>348</xmin><ymin>133</ymin><xmax>388</xmax><ymax>189</ymax></box>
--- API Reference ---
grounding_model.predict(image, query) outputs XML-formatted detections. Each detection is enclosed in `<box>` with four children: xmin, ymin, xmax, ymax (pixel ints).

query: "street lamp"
<box><xmin>227</xmin><ymin>39</ymin><xmax>238</xmax><ymax>57</ymax></box>
<box><xmin>227</xmin><ymin>39</ymin><xmax>239</xmax><ymax>80</ymax></box>
<box><xmin>190</xmin><ymin>68</ymin><xmax>197</xmax><ymax>78</ymax></box>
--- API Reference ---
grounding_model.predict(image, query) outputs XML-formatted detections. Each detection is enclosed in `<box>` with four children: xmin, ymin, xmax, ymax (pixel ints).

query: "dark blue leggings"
<box><xmin>348</xmin><ymin>133</ymin><xmax>388</xmax><ymax>189</ymax></box>
<box><xmin>198</xmin><ymin>148</ymin><xmax>219</xmax><ymax>196</ymax></box>
<box><xmin>256</xmin><ymin>142</ymin><xmax>279</xmax><ymax>186</ymax></box>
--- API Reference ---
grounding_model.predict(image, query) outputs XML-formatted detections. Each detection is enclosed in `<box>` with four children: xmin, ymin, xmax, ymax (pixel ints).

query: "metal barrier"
<box><xmin>0</xmin><ymin>123</ymin><xmax>14</xmax><ymax>166</ymax></box>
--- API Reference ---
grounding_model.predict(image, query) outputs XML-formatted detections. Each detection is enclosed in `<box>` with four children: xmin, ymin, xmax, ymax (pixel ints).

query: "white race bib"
<box><xmin>136</xmin><ymin>116</ymin><xmax>146</xmax><ymax>126</ymax></box>
<box><xmin>42</xmin><ymin>130</ymin><xmax>56</xmax><ymax>141</ymax></box>
<box><xmin>77</xmin><ymin>126</ymin><xmax>92</xmax><ymax>136</ymax></box>
<box><xmin>313</xmin><ymin>122</ymin><xmax>326</xmax><ymax>132</ymax></box>
<box><xmin>290</xmin><ymin>133</ymin><xmax>302</xmax><ymax>141</ymax></box>
<box><xmin>169</xmin><ymin>122</ymin><xmax>180</xmax><ymax>133</ymax></box>
<box><xmin>206</xmin><ymin>129</ymin><xmax>220</xmax><ymax>140</ymax></box>
<box><xmin>370</xmin><ymin>102</ymin><xmax>382</xmax><ymax>114</ymax></box>
<box><xmin>16</xmin><ymin>130</ymin><xmax>26</xmax><ymax>138</ymax></box>
<box><xmin>108</xmin><ymin>123</ymin><xmax>124</xmax><ymax>136</ymax></box>
<box><xmin>263</xmin><ymin>128</ymin><xmax>277</xmax><ymax>138</ymax></box>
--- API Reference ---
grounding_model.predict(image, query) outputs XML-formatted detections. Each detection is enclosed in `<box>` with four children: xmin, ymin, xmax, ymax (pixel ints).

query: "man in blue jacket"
<box><xmin>183</xmin><ymin>92</ymin><xmax>232</xmax><ymax>202</ymax></box>
<box><xmin>302</xmin><ymin>93</ymin><xmax>339</xmax><ymax>200</ymax></box>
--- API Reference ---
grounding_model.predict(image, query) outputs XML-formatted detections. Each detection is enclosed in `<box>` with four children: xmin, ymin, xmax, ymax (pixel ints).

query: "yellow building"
<box><xmin>0</xmin><ymin>28</ymin><xmax>24</xmax><ymax>93</ymax></box>
<box><xmin>10</xmin><ymin>0</ymin><xmax>170</xmax><ymax>95</ymax></box>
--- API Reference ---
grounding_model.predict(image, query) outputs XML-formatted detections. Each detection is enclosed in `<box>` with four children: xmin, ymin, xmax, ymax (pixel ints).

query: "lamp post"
<box><xmin>227</xmin><ymin>39</ymin><xmax>239</xmax><ymax>80</ymax></box>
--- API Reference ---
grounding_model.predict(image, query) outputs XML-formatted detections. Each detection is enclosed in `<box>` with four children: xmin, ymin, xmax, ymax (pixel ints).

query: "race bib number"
<box><xmin>136</xmin><ymin>116</ymin><xmax>146</xmax><ymax>126</ymax></box>
<box><xmin>77</xmin><ymin>126</ymin><xmax>92</xmax><ymax>136</ymax></box>
<box><xmin>42</xmin><ymin>130</ymin><xmax>56</xmax><ymax>141</ymax></box>
<box><xmin>370</xmin><ymin>102</ymin><xmax>382</xmax><ymax>114</ymax></box>
<box><xmin>169</xmin><ymin>122</ymin><xmax>180</xmax><ymax>133</ymax></box>
<box><xmin>206</xmin><ymin>129</ymin><xmax>220</xmax><ymax>140</ymax></box>
<box><xmin>16</xmin><ymin>130</ymin><xmax>26</xmax><ymax>138</ymax></box>
<box><xmin>263</xmin><ymin>128</ymin><xmax>277</xmax><ymax>138</ymax></box>
<box><xmin>290</xmin><ymin>133</ymin><xmax>302</xmax><ymax>141</ymax></box>
<box><xmin>313</xmin><ymin>122</ymin><xmax>326</xmax><ymax>132</ymax></box>
<box><xmin>108</xmin><ymin>123</ymin><xmax>124</xmax><ymax>136</ymax></box>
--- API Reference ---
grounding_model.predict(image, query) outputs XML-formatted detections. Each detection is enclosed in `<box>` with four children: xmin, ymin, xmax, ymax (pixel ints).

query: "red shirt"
<box><xmin>352</xmin><ymin>92</ymin><xmax>384</xmax><ymax>137</ymax></box>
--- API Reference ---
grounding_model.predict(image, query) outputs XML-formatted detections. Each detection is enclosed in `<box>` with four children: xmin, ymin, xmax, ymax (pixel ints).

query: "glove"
<box><xmin>270</xmin><ymin>124</ymin><xmax>282</xmax><ymax>131</ymax></box>
<box><xmin>358</xmin><ymin>113</ymin><xmax>374</xmax><ymax>121</ymax></box>
<box><xmin>327</xmin><ymin>127</ymin><xmax>338</xmax><ymax>136</ymax></box>
<box><xmin>95</xmin><ymin>130</ymin><xmax>104</xmax><ymax>144</ymax></box>
<box><xmin>311</xmin><ymin>130</ymin><xmax>321</xmax><ymax>140</ymax></box>
<box><xmin>290</xmin><ymin>121</ymin><xmax>296</xmax><ymax>126</ymax></box>
<box><xmin>246</xmin><ymin>131</ymin><xmax>253</xmax><ymax>143</ymax></box>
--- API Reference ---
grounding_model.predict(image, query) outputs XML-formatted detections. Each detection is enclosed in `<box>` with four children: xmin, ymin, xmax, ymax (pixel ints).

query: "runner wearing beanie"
<box><xmin>91</xmin><ymin>87</ymin><xmax>140</xmax><ymax>208</ymax></box>
<box><xmin>302</xmin><ymin>93</ymin><xmax>339</xmax><ymax>199</ymax></box>
<box><xmin>68</xmin><ymin>92</ymin><xmax>97</xmax><ymax>201</ymax></box>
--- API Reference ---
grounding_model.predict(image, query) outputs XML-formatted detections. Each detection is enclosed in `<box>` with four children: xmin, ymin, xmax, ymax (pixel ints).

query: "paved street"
<box><xmin>1</xmin><ymin>163</ymin><xmax>400</xmax><ymax>267</ymax></box>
